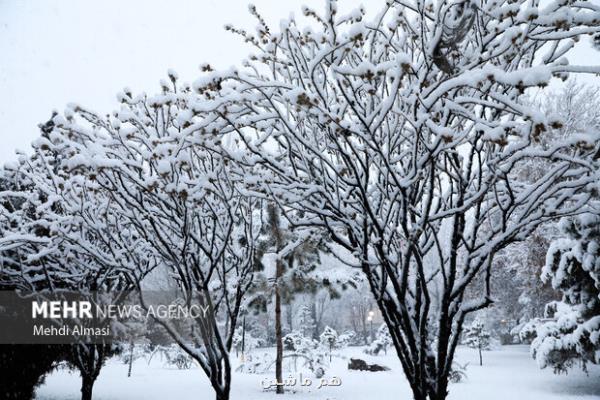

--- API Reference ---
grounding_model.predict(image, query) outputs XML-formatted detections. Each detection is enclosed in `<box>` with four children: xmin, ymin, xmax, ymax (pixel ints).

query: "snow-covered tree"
<box><xmin>463</xmin><ymin>319</ymin><xmax>491</xmax><ymax>366</ymax></box>
<box><xmin>491</xmin><ymin>231</ymin><xmax>559</xmax><ymax>330</ymax></box>
<box><xmin>0</xmin><ymin>154</ymin><xmax>74</xmax><ymax>400</ymax></box>
<box><xmin>0</xmin><ymin>117</ymin><xmax>135</xmax><ymax>400</ymax></box>
<box><xmin>484</xmin><ymin>83</ymin><xmax>600</xmax><ymax>336</ymax></box>
<box><xmin>246</xmin><ymin>202</ymin><xmax>324</xmax><ymax>394</ymax></box>
<box><xmin>193</xmin><ymin>2</ymin><xmax>600</xmax><ymax>399</ymax></box>
<box><xmin>297</xmin><ymin>304</ymin><xmax>316</xmax><ymax>339</ymax></box>
<box><xmin>319</xmin><ymin>325</ymin><xmax>338</xmax><ymax>361</ymax></box>
<box><xmin>531</xmin><ymin>213</ymin><xmax>600</xmax><ymax>373</ymax></box>
<box><xmin>66</xmin><ymin>344</ymin><xmax>121</xmax><ymax>400</ymax></box>
<box><xmin>232</xmin><ymin>323</ymin><xmax>262</xmax><ymax>357</ymax></box>
<box><xmin>42</xmin><ymin>75</ymin><xmax>263</xmax><ymax>400</ymax></box>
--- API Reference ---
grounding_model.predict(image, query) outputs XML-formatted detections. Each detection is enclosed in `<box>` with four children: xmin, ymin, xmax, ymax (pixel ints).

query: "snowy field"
<box><xmin>35</xmin><ymin>345</ymin><xmax>600</xmax><ymax>400</ymax></box>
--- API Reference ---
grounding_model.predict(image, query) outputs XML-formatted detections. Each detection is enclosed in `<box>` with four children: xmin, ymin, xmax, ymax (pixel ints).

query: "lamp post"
<box><xmin>367</xmin><ymin>310</ymin><xmax>375</xmax><ymax>342</ymax></box>
<box><xmin>500</xmin><ymin>319</ymin><xmax>508</xmax><ymax>345</ymax></box>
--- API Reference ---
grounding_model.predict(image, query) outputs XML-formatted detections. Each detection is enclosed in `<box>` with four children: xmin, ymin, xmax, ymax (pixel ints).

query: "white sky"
<box><xmin>1</xmin><ymin>0</ymin><xmax>599</xmax><ymax>165</ymax></box>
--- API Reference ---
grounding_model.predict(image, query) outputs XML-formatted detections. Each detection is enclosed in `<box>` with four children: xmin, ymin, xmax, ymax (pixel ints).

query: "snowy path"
<box><xmin>35</xmin><ymin>345</ymin><xmax>600</xmax><ymax>400</ymax></box>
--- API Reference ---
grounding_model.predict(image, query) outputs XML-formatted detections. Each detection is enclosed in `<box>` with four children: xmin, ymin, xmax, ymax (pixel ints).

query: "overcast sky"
<box><xmin>1</xmin><ymin>0</ymin><xmax>599</xmax><ymax>165</ymax></box>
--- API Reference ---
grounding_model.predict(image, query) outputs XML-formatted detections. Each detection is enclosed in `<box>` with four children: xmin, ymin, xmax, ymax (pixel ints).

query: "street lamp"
<box><xmin>367</xmin><ymin>310</ymin><xmax>375</xmax><ymax>342</ymax></box>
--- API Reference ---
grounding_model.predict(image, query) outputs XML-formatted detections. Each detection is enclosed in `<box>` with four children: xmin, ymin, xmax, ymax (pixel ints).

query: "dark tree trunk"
<box><xmin>70</xmin><ymin>344</ymin><xmax>111</xmax><ymax>400</ymax></box>
<box><xmin>275</xmin><ymin>259</ymin><xmax>284</xmax><ymax>394</ymax></box>
<box><xmin>215</xmin><ymin>388</ymin><xmax>230</xmax><ymax>400</ymax></box>
<box><xmin>80</xmin><ymin>374</ymin><xmax>95</xmax><ymax>400</ymax></box>
<box><xmin>478</xmin><ymin>344</ymin><xmax>482</xmax><ymax>366</ymax></box>
<box><xmin>210</xmin><ymin>356</ymin><xmax>232</xmax><ymax>400</ymax></box>
<box><xmin>286</xmin><ymin>305</ymin><xmax>294</xmax><ymax>332</ymax></box>
<box><xmin>362</xmin><ymin>318</ymin><xmax>368</xmax><ymax>344</ymax></box>
<box><xmin>311</xmin><ymin>300</ymin><xmax>320</xmax><ymax>340</ymax></box>
<box><xmin>267</xmin><ymin>203</ymin><xmax>285</xmax><ymax>394</ymax></box>
<box><xmin>0</xmin><ymin>344</ymin><xmax>68</xmax><ymax>400</ymax></box>
<box><xmin>408</xmin><ymin>386</ymin><xmax>428</xmax><ymax>400</ymax></box>
<box><xmin>240</xmin><ymin>316</ymin><xmax>246</xmax><ymax>359</ymax></box>
<box><xmin>127</xmin><ymin>340</ymin><xmax>135</xmax><ymax>377</ymax></box>
<box><xmin>431</xmin><ymin>378</ymin><xmax>450</xmax><ymax>400</ymax></box>
<box><xmin>214</xmin><ymin>385</ymin><xmax>230</xmax><ymax>400</ymax></box>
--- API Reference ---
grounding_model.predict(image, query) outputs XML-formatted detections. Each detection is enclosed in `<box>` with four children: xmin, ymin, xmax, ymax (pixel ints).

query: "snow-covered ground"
<box><xmin>35</xmin><ymin>345</ymin><xmax>600</xmax><ymax>400</ymax></box>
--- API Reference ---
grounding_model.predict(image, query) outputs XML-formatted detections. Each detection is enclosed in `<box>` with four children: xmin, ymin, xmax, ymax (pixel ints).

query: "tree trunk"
<box><xmin>431</xmin><ymin>376</ymin><xmax>450</xmax><ymax>400</ymax></box>
<box><xmin>215</xmin><ymin>383</ymin><xmax>231</xmax><ymax>400</ymax></box>
<box><xmin>275</xmin><ymin>259</ymin><xmax>284</xmax><ymax>394</ymax></box>
<box><xmin>287</xmin><ymin>305</ymin><xmax>293</xmax><ymax>332</ymax></box>
<box><xmin>407</xmin><ymin>380</ymin><xmax>451</xmax><ymax>400</ymax></box>
<box><xmin>240</xmin><ymin>316</ymin><xmax>246</xmax><ymax>360</ymax></box>
<box><xmin>75</xmin><ymin>344</ymin><xmax>105</xmax><ymax>400</ymax></box>
<box><xmin>215</xmin><ymin>388</ymin><xmax>230</xmax><ymax>400</ymax></box>
<box><xmin>478</xmin><ymin>345</ymin><xmax>482</xmax><ymax>366</ymax></box>
<box><xmin>211</xmin><ymin>358</ymin><xmax>232</xmax><ymax>400</ymax></box>
<box><xmin>361</xmin><ymin>310</ymin><xmax>369</xmax><ymax>344</ymax></box>
<box><xmin>408</xmin><ymin>386</ymin><xmax>428</xmax><ymax>400</ymax></box>
<box><xmin>311</xmin><ymin>300</ymin><xmax>320</xmax><ymax>340</ymax></box>
<box><xmin>127</xmin><ymin>340</ymin><xmax>135</xmax><ymax>377</ymax></box>
<box><xmin>80</xmin><ymin>374</ymin><xmax>95</xmax><ymax>400</ymax></box>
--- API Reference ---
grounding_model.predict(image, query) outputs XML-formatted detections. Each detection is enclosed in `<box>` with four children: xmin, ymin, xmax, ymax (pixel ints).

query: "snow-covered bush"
<box><xmin>282</xmin><ymin>331</ymin><xmax>329</xmax><ymax>376</ymax></box>
<box><xmin>283</xmin><ymin>331</ymin><xmax>307</xmax><ymax>351</ymax></box>
<box><xmin>365</xmin><ymin>324</ymin><xmax>393</xmax><ymax>356</ymax></box>
<box><xmin>283</xmin><ymin>331</ymin><xmax>320</xmax><ymax>357</ymax></box>
<box><xmin>320</xmin><ymin>326</ymin><xmax>338</xmax><ymax>348</ymax></box>
<box><xmin>235</xmin><ymin>352</ymin><xmax>274</xmax><ymax>374</ymax></box>
<box><xmin>148</xmin><ymin>345</ymin><xmax>194</xmax><ymax>370</ymax></box>
<box><xmin>232</xmin><ymin>326</ymin><xmax>263</xmax><ymax>355</ymax></box>
<box><xmin>337</xmin><ymin>330</ymin><xmax>358</xmax><ymax>348</ymax></box>
<box><xmin>448</xmin><ymin>362</ymin><xmax>469</xmax><ymax>383</ymax></box>
<box><xmin>532</xmin><ymin>214</ymin><xmax>600</xmax><ymax>373</ymax></box>
<box><xmin>119</xmin><ymin>339</ymin><xmax>152</xmax><ymax>365</ymax></box>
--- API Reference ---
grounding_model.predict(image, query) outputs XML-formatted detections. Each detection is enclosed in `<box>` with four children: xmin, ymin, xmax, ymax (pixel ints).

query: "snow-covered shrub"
<box><xmin>320</xmin><ymin>326</ymin><xmax>338</xmax><ymax>348</ymax></box>
<box><xmin>283</xmin><ymin>331</ymin><xmax>306</xmax><ymax>351</ymax></box>
<box><xmin>283</xmin><ymin>331</ymin><xmax>320</xmax><ymax>357</ymax></box>
<box><xmin>282</xmin><ymin>331</ymin><xmax>329</xmax><ymax>376</ymax></box>
<box><xmin>232</xmin><ymin>326</ymin><xmax>263</xmax><ymax>355</ymax></box>
<box><xmin>236</xmin><ymin>352</ymin><xmax>274</xmax><ymax>374</ymax></box>
<box><xmin>148</xmin><ymin>345</ymin><xmax>194</xmax><ymax>369</ymax></box>
<box><xmin>337</xmin><ymin>330</ymin><xmax>358</xmax><ymax>348</ymax></box>
<box><xmin>365</xmin><ymin>324</ymin><xmax>393</xmax><ymax>356</ymax></box>
<box><xmin>119</xmin><ymin>339</ymin><xmax>152</xmax><ymax>365</ymax></box>
<box><xmin>448</xmin><ymin>362</ymin><xmax>469</xmax><ymax>383</ymax></box>
<box><xmin>532</xmin><ymin>214</ymin><xmax>600</xmax><ymax>373</ymax></box>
